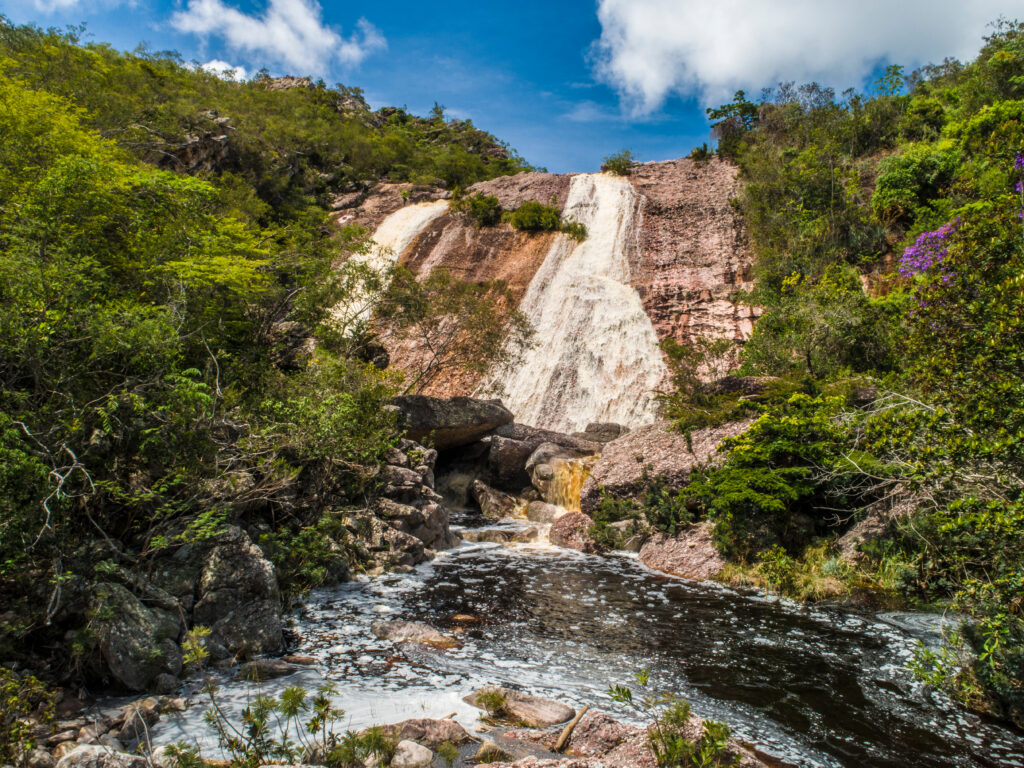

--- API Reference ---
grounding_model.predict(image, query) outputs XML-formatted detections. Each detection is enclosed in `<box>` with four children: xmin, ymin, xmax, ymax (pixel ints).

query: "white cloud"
<box><xmin>593</xmin><ymin>0</ymin><xmax>1016</xmax><ymax>114</ymax></box>
<box><xmin>171</xmin><ymin>0</ymin><xmax>386</xmax><ymax>74</ymax></box>
<box><xmin>202</xmin><ymin>59</ymin><xmax>248</xmax><ymax>81</ymax></box>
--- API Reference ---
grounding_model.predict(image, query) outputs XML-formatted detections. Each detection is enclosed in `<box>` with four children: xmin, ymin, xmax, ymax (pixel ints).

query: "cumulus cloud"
<box><xmin>202</xmin><ymin>59</ymin><xmax>248</xmax><ymax>81</ymax></box>
<box><xmin>593</xmin><ymin>0</ymin><xmax>1015</xmax><ymax>113</ymax></box>
<box><xmin>171</xmin><ymin>0</ymin><xmax>386</xmax><ymax>74</ymax></box>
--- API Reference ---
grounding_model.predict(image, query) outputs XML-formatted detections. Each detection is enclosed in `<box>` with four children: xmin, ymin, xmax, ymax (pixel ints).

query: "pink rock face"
<box><xmin>548</xmin><ymin>512</ymin><xmax>599</xmax><ymax>554</ymax></box>
<box><xmin>627</xmin><ymin>158</ymin><xmax>758</xmax><ymax>345</ymax></box>
<box><xmin>579</xmin><ymin>419</ymin><xmax>753</xmax><ymax>516</ymax></box>
<box><xmin>639</xmin><ymin>522</ymin><xmax>725</xmax><ymax>581</ymax></box>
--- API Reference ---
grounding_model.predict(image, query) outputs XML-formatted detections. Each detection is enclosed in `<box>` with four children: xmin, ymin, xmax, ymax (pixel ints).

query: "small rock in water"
<box><xmin>236</xmin><ymin>658</ymin><xmax>298</xmax><ymax>682</ymax></box>
<box><xmin>474</xmin><ymin>741</ymin><xmax>511</xmax><ymax>763</ymax></box>
<box><xmin>465</xmin><ymin>686</ymin><xmax>575</xmax><ymax>727</ymax></box>
<box><xmin>371</xmin><ymin>620</ymin><xmax>460</xmax><ymax>649</ymax></box>
<box><xmin>391</xmin><ymin>740</ymin><xmax>434</xmax><ymax>768</ymax></box>
<box><xmin>281</xmin><ymin>654</ymin><xmax>317</xmax><ymax>666</ymax></box>
<box><xmin>452</xmin><ymin>613</ymin><xmax>482</xmax><ymax>623</ymax></box>
<box><xmin>381</xmin><ymin>717</ymin><xmax>473</xmax><ymax>747</ymax></box>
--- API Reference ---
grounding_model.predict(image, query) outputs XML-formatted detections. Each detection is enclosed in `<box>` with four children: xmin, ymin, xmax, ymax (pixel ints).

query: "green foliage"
<box><xmin>871</xmin><ymin>142</ymin><xmax>959</xmax><ymax>225</ymax></box>
<box><xmin>610</xmin><ymin>670</ymin><xmax>738</xmax><ymax>767</ymax></box>
<box><xmin>0</xmin><ymin>669</ymin><xmax>55</xmax><ymax>764</ymax></box>
<box><xmin>688</xmin><ymin>143</ymin><xmax>712</xmax><ymax>163</ymax></box>
<box><xmin>504</xmin><ymin>200</ymin><xmax>562</xmax><ymax>231</ymax></box>
<box><xmin>437</xmin><ymin>741</ymin><xmax>459</xmax><ymax>768</ymax></box>
<box><xmin>475</xmin><ymin>689</ymin><xmax>508</xmax><ymax>716</ymax></box>
<box><xmin>450</xmin><ymin>192</ymin><xmax>503</xmax><ymax>226</ymax></box>
<box><xmin>258</xmin><ymin>511</ymin><xmax>358</xmax><ymax>597</ymax></box>
<box><xmin>602</xmin><ymin>149</ymin><xmax>637</xmax><ymax>175</ymax></box>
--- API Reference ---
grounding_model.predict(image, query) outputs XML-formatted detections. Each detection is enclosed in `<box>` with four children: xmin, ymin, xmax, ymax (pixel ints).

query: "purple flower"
<box><xmin>898</xmin><ymin>218</ymin><xmax>959</xmax><ymax>277</ymax></box>
<box><xmin>1015</xmin><ymin>152</ymin><xmax>1024</xmax><ymax>170</ymax></box>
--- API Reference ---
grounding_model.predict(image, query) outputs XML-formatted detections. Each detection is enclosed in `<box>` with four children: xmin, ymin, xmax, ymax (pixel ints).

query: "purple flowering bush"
<box><xmin>898</xmin><ymin>218</ymin><xmax>960</xmax><ymax>277</ymax></box>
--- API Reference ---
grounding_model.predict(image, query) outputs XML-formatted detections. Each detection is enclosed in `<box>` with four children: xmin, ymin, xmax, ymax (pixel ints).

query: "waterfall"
<box><xmin>333</xmin><ymin>199</ymin><xmax>448</xmax><ymax>326</ymax></box>
<box><xmin>486</xmin><ymin>173</ymin><xmax>669</xmax><ymax>432</ymax></box>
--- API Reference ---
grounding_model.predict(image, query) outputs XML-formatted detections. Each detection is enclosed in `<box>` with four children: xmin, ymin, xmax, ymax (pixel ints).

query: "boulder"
<box><xmin>389</xmin><ymin>395</ymin><xmax>513</xmax><ymax>450</ymax></box>
<box><xmin>838</xmin><ymin>493</ymin><xmax>916</xmax><ymax>561</ymax></box>
<box><xmin>487</xmin><ymin>425</ymin><xmax>600</xmax><ymax>492</ymax></box>
<box><xmin>460</xmin><ymin>528</ymin><xmax>514</xmax><ymax>544</ymax></box>
<box><xmin>371</xmin><ymin>620</ymin><xmax>459</xmax><ymax>649</ymax></box>
<box><xmin>609</xmin><ymin>519</ymin><xmax>647</xmax><ymax>552</ymax></box>
<box><xmin>88</xmin><ymin>583</ymin><xmax>182</xmax><ymax>691</ymax></box>
<box><xmin>381</xmin><ymin>717</ymin><xmax>473</xmax><ymax>747</ymax></box>
<box><xmin>391</xmin><ymin>740</ymin><xmax>434</xmax><ymax>768</ymax></box>
<box><xmin>580</xmin><ymin>420</ymin><xmax>752</xmax><ymax>515</ymax></box>
<box><xmin>524</xmin><ymin>501</ymin><xmax>564</xmax><ymax>524</ymax></box>
<box><xmin>55</xmin><ymin>746</ymin><xmax>148</xmax><ymax>768</ymax></box>
<box><xmin>192</xmin><ymin>526</ymin><xmax>282</xmax><ymax>658</ymax></box>
<box><xmin>573</xmin><ymin>422</ymin><xmax>629</xmax><ymax>444</ymax></box>
<box><xmin>26</xmin><ymin>749</ymin><xmax>56</xmax><ymax>768</ymax></box>
<box><xmin>549</xmin><ymin>512</ymin><xmax>599</xmax><ymax>554</ymax></box>
<box><xmin>470</xmin><ymin>480</ymin><xmax>520</xmax><ymax>520</ymax></box>
<box><xmin>639</xmin><ymin>522</ymin><xmax>724</xmax><ymax>581</ymax></box>
<box><xmin>465</xmin><ymin>686</ymin><xmax>574</xmax><ymax>727</ymax></box>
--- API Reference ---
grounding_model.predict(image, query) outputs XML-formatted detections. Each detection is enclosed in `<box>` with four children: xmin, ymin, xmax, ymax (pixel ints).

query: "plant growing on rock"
<box><xmin>437</xmin><ymin>740</ymin><xmax>460</xmax><ymax>767</ymax></box>
<box><xmin>609</xmin><ymin>669</ymin><xmax>738</xmax><ymax>767</ymax></box>
<box><xmin>450</xmin><ymin>192</ymin><xmax>503</xmax><ymax>226</ymax></box>
<box><xmin>602</xmin><ymin>149</ymin><xmax>637</xmax><ymax>175</ymax></box>
<box><xmin>0</xmin><ymin>668</ymin><xmax>55</xmax><ymax>764</ymax></box>
<box><xmin>476</xmin><ymin>689</ymin><xmax>509</xmax><ymax>718</ymax></box>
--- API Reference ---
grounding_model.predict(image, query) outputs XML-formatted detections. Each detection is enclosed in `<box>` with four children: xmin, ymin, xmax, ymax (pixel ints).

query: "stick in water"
<box><xmin>554</xmin><ymin>705</ymin><xmax>589</xmax><ymax>753</ymax></box>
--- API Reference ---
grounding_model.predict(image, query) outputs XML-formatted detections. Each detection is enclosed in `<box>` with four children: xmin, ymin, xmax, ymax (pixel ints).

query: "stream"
<box><xmin>151</xmin><ymin>522</ymin><xmax>1024</xmax><ymax>768</ymax></box>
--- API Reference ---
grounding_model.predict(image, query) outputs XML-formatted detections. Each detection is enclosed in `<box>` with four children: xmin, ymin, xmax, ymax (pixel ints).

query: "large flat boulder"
<box><xmin>639</xmin><ymin>522</ymin><xmax>725</xmax><ymax>581</ymax></box>
<box><xmin>381</xmin><ymin>717</ymin><xmax>473</xmax><ymax>747</ymax></box>
<box><xmin>580</xmin><ymin>420</ymin><xmax>752</xmax><ymax>515</ymax></box>
<box><xmin>390</xmin><ymin>395</ymin><xmax>513</xmax><ymax>450</ymax></box>
<box><xmin>464</xmin><ymin>686</ymin><xmax>575</xmax><ymax>727</ymax></box>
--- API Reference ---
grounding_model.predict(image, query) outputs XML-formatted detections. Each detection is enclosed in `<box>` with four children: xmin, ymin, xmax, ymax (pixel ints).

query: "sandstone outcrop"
<box><xmin>579</xmin><ymin>419</ymin><xmax>753</xmax><ymax>515</ymax></box>
<box><xmin>548</xmin><ymin>512</ymin><xmax>599</xmax><ymax>554</ymax></box>
<box><xmin>471</xmin><ymin>479</ymin><xmax>521</xmax><ymax>519</ymax></box>
<box><xmin>487</xmin><ymin>424</ymin><xmax>600</xmax><ymax>492</ymax></box>
<box><xmin>639</xmin><ymin>522</ymin><xmax>725</xmax><ymax>581</ymax></box>
<box><xmin>390</xmin><ymin>395</ymin><xmax>513</xmax><ymax>450</ymax></box>
<box><xmin>380</xmin><ymin>717</ymin><xmax>473</xmax><ymax>747</ymax></box>
<box><xmin>465</xmin><ymin>686</ymin><xmax>575</xmax><ymax>727</ymax></box>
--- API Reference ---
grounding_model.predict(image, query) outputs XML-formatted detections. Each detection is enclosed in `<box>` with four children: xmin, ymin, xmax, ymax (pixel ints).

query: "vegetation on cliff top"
<box><xmin>652</xmin><ymin>19</ymin><xmax>1024</xmax><ymax>727</ymax></box>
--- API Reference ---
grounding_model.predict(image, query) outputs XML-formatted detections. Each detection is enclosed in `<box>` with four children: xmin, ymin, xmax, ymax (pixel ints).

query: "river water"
<box><xmin>152</xmin><ymin>529</ymin><xmax>1024</xmax><ymax>768</ymax></box>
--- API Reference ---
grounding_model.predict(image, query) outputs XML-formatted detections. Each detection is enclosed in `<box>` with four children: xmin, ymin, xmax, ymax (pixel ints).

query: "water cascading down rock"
<box><xmin>485</xmin><ymin>173</ymin><xmax>669</xmax><ymax>432</ymax></box>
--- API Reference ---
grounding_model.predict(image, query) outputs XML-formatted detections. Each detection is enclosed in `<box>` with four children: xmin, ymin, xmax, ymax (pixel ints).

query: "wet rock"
<box><xmin>524</xmin><ymin>501</ymin><xmax>564</xmax><ymax>524</ymax></box>
<box><xmin>371</xmin><ymin>620</ymin><xmax>459</xmax><ymax>649</ymax></box>
<box><xmin>639</xmin><ymin>522</ymin><xmax>724</xmax><ymax>581</ymax></box>
<box><xmin>88</xmin><ymin>583</ymin><xmax>182</xmax><ymax>692</ymax></box>
<box><xmin>391</xmin><ymin>740</ymin><xmax>434</xmax><ymax>768</ymax></box>
<box><xmin>389</xmin><ymin>395</ymin><xmax>513</xmax><ymax>450</ymax></box>
<box><xmin>471</xmin><ymin>480</ymin><xmax>520</xmax><ymax>520</ymax></box>
<box><xmin>282</xmin><ymin>655</ymin><xmax>317</xmax><ymax>666</ymax></box>
<box><xmin>465</xmin><ymin>686</ymin><xmax>574</xmax><ymax>727</ymax></box>
<box><xmin>573</xmin><ymin>422</ymin><xmax>629</xmax><ymax>443</ymax></box>
<box><xmin>461</xmin><ymin>529</ymin><xmax>514</xmax><ymax>544</ymax></box>
<box><xmin>52</xmin><ymin>743</ymin><xmax>79</xmax><ymax>760</ymax></box>
<box><xmin>237</xmin><ymin>659</ymin><xmax>298</xmax><ymax>682</ymax></box>
<box><xmin>193</xmin><ymin>526</ymin><xmax>282</xmax><ymax>658</ymax></box>
<box><xmin>381</xmin><ymin>717</ymin><xmax>473</xmax><ymax>747</ymax></box>
<box><xmin>512</xmin><ymin>525</ymin><xmax>540</xmax><ymax>543</ymax></box>
<box><xmin>549</xmin><ymin>512</ymin><xmax>599</xmax><ymax>554</ymax></box>
<box><xmin>580</xmin><ymin>420</ymin><xmax>752</xmax><ymax>516</ymax></box>
<box><xmin>487</xmin><ymin>425</ymin><xmax>600</xmax><ymax>492</ymax></box>
<box><xmin>55</xmin><ymin>746</ymin><xmax>147</xmax><ymax>768</ymax></box>
<box><xmin>526</xmin><ymin>442</ymin><xmax>596</xmax><ymax>505</ymax></box>
<box><xmin>474</xmin><ymin>741</ymin><xmax>512</xmax><ymax>763</ymax></box>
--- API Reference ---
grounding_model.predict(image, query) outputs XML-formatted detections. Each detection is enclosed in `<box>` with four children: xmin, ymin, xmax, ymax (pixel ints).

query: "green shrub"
<box><xmin>504</xmin><ymin>200</ymin><xmax>562</xmax><ymax>231</ymax></box>
<box><xmin>602</xmin><ymin>149</ymin><xmax>637</xmax><ymax>175</ymax></box>
<box><xmin>0</xmin><ymin>669</ymin><xmax>55</xmax><ymax>764</ymax></box>
<box><xmin>476</xmin><ymin>689</ymin><xmax>508</xmax><ymax>716</ymax></box>
<box><xmin>436</xmin><ymin>741</ymin><xmax>459</xmax><ymax>767</ymax></box>
<box><xmin>688</xmin><ymin>143</ymin><xmax>712</xmax><ymax>162</ymax></box>
<box><xmin>450</xmin><ymin>192</ymin><xmax>502</xmax><ymax>226</ymax></box>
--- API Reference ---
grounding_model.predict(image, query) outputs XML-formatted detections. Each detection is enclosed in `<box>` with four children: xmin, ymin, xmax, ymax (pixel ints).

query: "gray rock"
<box><xmin>88</xmin><ymin>584</ymin><xmax>182</xmax><ymax>692</ymax></box>
<box><xmin>524</xmin><ymin>501</ymin><xmax>564</xmax><ymax>524</ymax></box>
<box><xmin>55</xmin><ymin>746</ymin><xmax>147</xmax><ymax>768</ymax></box>
<box><xmin>95</xmin><ymin>736</ymin><xmax>123</xmax><ymax>752</ymax></box>
<box><xmin>26</xmin><ymin>749</ymin><xmax>55</xmax><ymax>768</ymax></box>
<box><xmin>371</xmin><ymin>620</ymin><xmax>459</xmax><ymax>649</ymax></box>
<box><xmin>470</xmin><ymin>480</ymin><xmax>520</xmax><ymax>520</ymax></box>
<box><xmin>116</xmin><ymin>697</ymin><xmax>161</xmax><ymax>745</ymax></box>
<box><xmin>151</xmin><ymin>673</ymin><xmax>179</xmax><ymax>695</ymax></box>
<box><xmin>380</xmin><ymin>717</ymin><xmax>473</xmax><ymax>747</ymax></box>
<box><xmin>573</xmin><ymin>422</ymin><xmax>629</xmax><ymax>443</ymax></box>
<box><xmin>391</xmin><ymin>740</ymin><xmax>433</xmax><ymax>768</ymax></box>
<box><xmin>487</xmin><ymin>425</ymin><xmax>600</xmax><ymax>492</ymax></box>
<box><xmin>389</xmin><ymin>395</ymin><xmax>513</xmax><ymax>450</ymax></box>
<box><xmin>192</xmin><ymin>526</ymin><xmax>282</xmax><ymax>658</ymax></box>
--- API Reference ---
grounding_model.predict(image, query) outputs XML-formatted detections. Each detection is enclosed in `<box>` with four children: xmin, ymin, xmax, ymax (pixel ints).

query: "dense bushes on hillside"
<box><xmin>0</xmin><ymin>17</ymin><xmax>534</xmax><ymax>695</ymax></box>
<box><xmin>662</xmin><ymin>19</ymin><xmax>1024</xmax><ymax>726</ymax></box>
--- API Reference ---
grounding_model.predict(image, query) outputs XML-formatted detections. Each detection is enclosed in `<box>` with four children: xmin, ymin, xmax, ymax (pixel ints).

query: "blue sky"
<box><xmin>2</xmin><ymin>0</ymin><xmax>1020</xmax><ymax>172</ymax></box>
